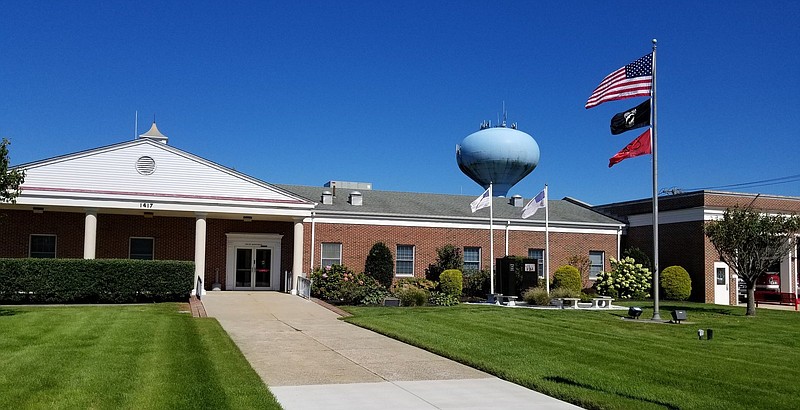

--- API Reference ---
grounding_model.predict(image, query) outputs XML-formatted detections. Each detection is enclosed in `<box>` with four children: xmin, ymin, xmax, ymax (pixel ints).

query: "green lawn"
<box><xmin>0</xmin><ymin>304</ymin><xmax>281</xmax><ymax>410</ymax></box>
<box><xmin>343</xmin><ymin>302</ymin><xmax>800</xmax><ymax>410</ymax></box>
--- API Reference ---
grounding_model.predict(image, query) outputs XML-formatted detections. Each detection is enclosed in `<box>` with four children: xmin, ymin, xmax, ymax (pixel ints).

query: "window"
<box><xmin>396</xmin><ymin>245</ymin><xmax>415</xmax><ymax>276</ymax></box>
<box><xmin>321</xmin><ymin>243</ymin><xmax>342</xmax><ymax>267</ymax></box>
<box><xmin>528</xmin><ymin>248</ymin><xmax>545</xmax><ymax>279</ymax></box>
<box><xmin>463</xmin><ymin>247</ymin><xmax>481</xmax><ymax>271</ymax></box>
<box><xmin>130</xmin><ymin>237</ymin><xmax>154</xmax><ymax>260</ymax></box>
<box><xmin>589</xmin><ymin>251</ymin><xmax>604</xmax><ymax>280</ymax></box>
<box><xmin>30</xmin><ymin>235</ymin><xmax>56</xmax><ymax>258</ymax></box>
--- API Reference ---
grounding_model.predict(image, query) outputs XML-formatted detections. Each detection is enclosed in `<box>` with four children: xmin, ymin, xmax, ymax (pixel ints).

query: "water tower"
<box><xmin>456</xmin><ymin>118</ymin><xmax>540</xmax><ymax>197</ymax></box>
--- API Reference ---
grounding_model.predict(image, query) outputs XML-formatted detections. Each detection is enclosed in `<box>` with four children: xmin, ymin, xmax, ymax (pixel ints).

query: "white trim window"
<box><xmin>321</xmin><ymin>242</ymin><xmax>342</xmax><ymax>268</ymax></box>
<box><xmin>396</xmin><ymin>245</ymin><xmax>415</xmax><ymax>276</ymax></box>
<box><xmin>464</xmin><ymin>247</ymin><xmax>481</xmax><ymax>272</ymax></box>
<box><xmin>528</xmin><ymin>248</ymin><xmax>545</xmax><ymax>279</ymax></box>
<box><xmin>589</xmin><ymin>251</ymin><xmax>604</xmax><ymax>280</ymax></box>
<box><xmin>130</xmin><ymin>237</ymin><xmax>154</xmax><ymax>260</ymax></box>
<box><xmin>30</xmin><ymin>234</ymin><xmax>57</xmax><ymax>258</ymax></box>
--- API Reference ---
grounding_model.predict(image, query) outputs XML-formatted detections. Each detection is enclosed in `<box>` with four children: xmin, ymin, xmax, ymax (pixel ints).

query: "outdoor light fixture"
<box><xmin>33</xmin><ymin>207</ymin><xmax>44</xmax><ymax>214</ymax></box>
<box><xmin>143</xmin><ymin>212</ymin><xmax>154</xmax><ymax>218</ymax></box>
<box><xmin>243</xmin><ymin>216</ymin><xmax>253</xmax><ymax>222</ymax></box>
<box><xmin>628</xmin><ymin>306</ymin><xmax>643</xmax><ymax>319</ymax></box>
<box><xmin>671</xmin><ymin>310</ymin><xmax>687</xmax><ymax>324</ymax></box>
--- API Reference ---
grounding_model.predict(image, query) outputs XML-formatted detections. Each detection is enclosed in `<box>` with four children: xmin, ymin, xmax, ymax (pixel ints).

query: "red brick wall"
<box><xmin>304</xmin><ymin>222</ymin><xmax>619</xmax><ymax>285</ymax></box>
<box><xmin>204</xmin><ymin>219</ymin><xmax>294</xmax><ymax>290</ymax></box>
<box><xmin>0</xmin><ymin>210</ymin><xmax>85</xmax><ymax>258</ymax></box>
<box><xmin>626</xmin><ymin>221</ymin><xmax>709</xmax><ymax>302</ymax></box>
<box><xmin>95</xmin><ymin>214</ymin><xmax>195</xmax><ymax>260</ymax></box>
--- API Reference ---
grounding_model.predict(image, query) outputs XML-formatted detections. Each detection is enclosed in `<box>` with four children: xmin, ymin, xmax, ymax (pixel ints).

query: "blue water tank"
<box><xmin>456</xmin><ymin>126</ymin><xmax>540</xmax><ymax>197</ymax></box>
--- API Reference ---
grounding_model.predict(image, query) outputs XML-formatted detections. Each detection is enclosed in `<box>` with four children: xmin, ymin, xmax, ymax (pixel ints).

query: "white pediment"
<box><xmin>17</xmin><ymin>140</ymin><xmax>313</xmax><ymax>215</ymax></box>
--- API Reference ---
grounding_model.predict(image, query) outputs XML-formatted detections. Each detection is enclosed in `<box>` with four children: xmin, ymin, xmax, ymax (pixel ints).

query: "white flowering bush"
<box><xmin>595</xmin><ymin>257</ymin><xmax>652</xmax><ymax>299</ymax></box>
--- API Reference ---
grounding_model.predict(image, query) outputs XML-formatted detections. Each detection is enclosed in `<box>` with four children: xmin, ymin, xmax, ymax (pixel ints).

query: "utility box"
<box><xmin>495</xmin><ymin>257</ymin><xmax>539</xmax><ymax>296</ymax></box>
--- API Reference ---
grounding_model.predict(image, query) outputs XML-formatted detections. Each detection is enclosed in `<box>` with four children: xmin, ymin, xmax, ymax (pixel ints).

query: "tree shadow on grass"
<box><xmin>0</xmin><ymin>308</ymin><xmax>17</xmax><ymax>317</ymax></box>
<box><xmin>544</xmin><ymin>375</ymin><xmax>679</xmax><ymax>410</ymax></box>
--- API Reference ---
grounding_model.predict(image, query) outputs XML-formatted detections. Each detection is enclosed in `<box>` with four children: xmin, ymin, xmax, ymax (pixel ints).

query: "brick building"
<box><xmin>595</xmin><ymin>191</ymin><xmax>800</xmax><ymax>304</ymax></box>
<box><xmin>0</xmin><ymin>125</ymin><xmax>624</xmax><ymax>294</ymax></box>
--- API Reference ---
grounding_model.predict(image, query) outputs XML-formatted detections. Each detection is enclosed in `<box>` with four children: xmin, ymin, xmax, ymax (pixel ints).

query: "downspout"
<box><xmin>505</xmin><ymin>220</ymin><xmax>510</xmax><ymax>256</ymax></box>
<box><xmin>617</xmin><ymin>227</ymin><xmax>622</xmax><ymax>260</ymax></box>
<box><xmin>310</xmin><ymin>211</ymin><xmax>316</xmax><ymax>272</ymax></box>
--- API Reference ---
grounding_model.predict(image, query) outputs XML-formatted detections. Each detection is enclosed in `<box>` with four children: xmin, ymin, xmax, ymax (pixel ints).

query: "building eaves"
<box><xmin>277</xmin><ymin>184</ymin><xmax>624</xmax><ymax>227</ymax></box>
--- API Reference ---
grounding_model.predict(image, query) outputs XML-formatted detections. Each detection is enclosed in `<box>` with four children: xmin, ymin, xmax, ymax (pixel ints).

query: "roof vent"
<box><xmin>321</xmin><ymin>190</ymin><xmax>333</xmax><ymax>205</ymax></box>
<box><xmin>349</xmin><ymin>191</ymin><xmax>363</xmax><ymax>206</ymax></box>
<box><xmin>136</xmin><ymin>156</ymin><xmax>156</xmax><ymax>175</ymax></box>
<box><xmin>510</xmin><ymin>194</ymin><xmax>524</xmax><ymax>207</ymax></box>
<box><xmin>138</xmin><ymin>122</ymin><xmax>168</xmax><ymax>144</ymax></box>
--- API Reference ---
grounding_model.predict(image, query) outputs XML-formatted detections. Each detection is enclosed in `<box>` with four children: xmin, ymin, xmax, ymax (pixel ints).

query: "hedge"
<box><xmin>0</xmin><ymin>258</ymin><xmax>194</xmax><ymax>304</ymax></box>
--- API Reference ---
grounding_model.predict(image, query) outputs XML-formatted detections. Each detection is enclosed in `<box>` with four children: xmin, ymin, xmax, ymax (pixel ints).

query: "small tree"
<box><xmin>705</xmin><ymin>206</ymin><xmax>800</xmax><ymax>316</ymax></box>
<box><xmin>364</xmin><ymin>242</ymin><xmax>394</xmax><ymax>289</ymax></box>
<box><xmin>567</xmin><ymin>254</ymin><xmax>590</xmax><ymax>287</ymax></box>
<box><xmin>0</xmin><ymin>138</ymin><xmax>25</xmax><ymax>204</ymax></box>
<box><xmin>424</xmin><ymin>244</ymin><xmax>463</xmax><ymax>281</ymax></box>
<box><xmin>623</xmin><ymin>247</ymin><xmax>652</xmax><ymax>273</ymax></box>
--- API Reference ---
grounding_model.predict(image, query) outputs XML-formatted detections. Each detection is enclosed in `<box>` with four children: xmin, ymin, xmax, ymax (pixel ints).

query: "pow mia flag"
<box><xmin>610</xmin><ymin>99</ymin><xmax>650</xmax><ymax>135</ymax></box>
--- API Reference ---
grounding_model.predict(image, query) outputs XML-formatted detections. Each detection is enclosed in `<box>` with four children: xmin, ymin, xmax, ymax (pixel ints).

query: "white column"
<box><xmin>194</xmin><ymin>213</ymin><xmax>207</xmax><ymax>296</ymax></box>
<box><xmin>83</xmin><ymin>209</ymin><xmax>97</xmax><ymax>259</ymax></box>
<box><xmin>292</xmin><ymin>220</ymin><xmax>304</xmax><ymax>293</ymax></box>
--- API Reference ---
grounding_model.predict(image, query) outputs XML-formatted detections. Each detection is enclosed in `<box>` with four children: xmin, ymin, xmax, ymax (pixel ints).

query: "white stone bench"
<box><xmin>590</xmin><ymin>296</ymin><xmax>614</xmax><ymax>308</ymax></box>
<box><xmin>551</xmin><ymin>297</ymin><xmax>580</xmax><ymax>308</ymax></box>
<box><xmin>500</xmin><ymin>295</ymin><xmax>519</xmax><ymax>306</ymax></box>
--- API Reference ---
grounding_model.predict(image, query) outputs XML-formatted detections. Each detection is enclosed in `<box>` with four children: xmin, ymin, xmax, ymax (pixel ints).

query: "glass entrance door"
<box><xmin>235</xmin><ymin>248</ymin><xmax>253</xmax><ymax>288</ymax></box>
<box><xmin>254</xmin><ymin>248</ymin><xmax>271</xmax><ymax>288</ymax></box>
<box><xmin>235</xmin><ymin>247</ymin><xmax>273</xmax><ymax>290</ymax></box>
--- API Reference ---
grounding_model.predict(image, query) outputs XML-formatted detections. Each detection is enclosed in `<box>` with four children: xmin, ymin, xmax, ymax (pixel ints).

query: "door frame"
<box><xmin>226</xmin><ymin>233</ymin><xmax>283</xmax><ymax>291</ymax></box>
<box><xmin>713</xmin><ymin>261</ymin><xmax>730</xmax><ymax>305</ymax></box>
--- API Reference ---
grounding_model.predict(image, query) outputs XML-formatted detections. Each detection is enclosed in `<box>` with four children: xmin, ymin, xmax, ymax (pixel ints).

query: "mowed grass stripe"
<box><xmin>0</xmin><ymin>305</ymin><xmax>280</xmax><ymax>410</ymax></box>
<box><xmin>344</xmin><ymin>303</ymin><xmax>800</xmax><ymax>410</ymax></box>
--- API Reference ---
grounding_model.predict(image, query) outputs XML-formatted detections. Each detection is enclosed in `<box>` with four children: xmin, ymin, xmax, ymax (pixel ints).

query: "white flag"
<box><xmin>470</xmin><ymin>187</ymin><xmax>491</xmax><ymax>212</ymax></box>
<box><xmin>521</xmin><ymin>188</ymin><xmax>547</xmax><ymax>219</ymax></box>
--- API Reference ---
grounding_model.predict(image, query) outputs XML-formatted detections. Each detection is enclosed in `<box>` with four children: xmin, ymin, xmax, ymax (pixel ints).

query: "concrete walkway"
<box><xmin>202</xmin><ymin>292</ymin><xmax>581</xmax><ymax>409</ymax></box>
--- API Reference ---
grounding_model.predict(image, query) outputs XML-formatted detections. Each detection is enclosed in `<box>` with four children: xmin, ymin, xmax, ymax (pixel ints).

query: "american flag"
<box><xmin>585</xmin><ymin>53</ymin><xmax>652</xmax><ymax>109</ymax></box>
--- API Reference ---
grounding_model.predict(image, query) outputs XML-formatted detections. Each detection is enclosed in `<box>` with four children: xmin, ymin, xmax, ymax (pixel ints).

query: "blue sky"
<box><xmin>2</xmin><ymin>1</ymin><xmax>798</xmax><ymax>205</ymax></box>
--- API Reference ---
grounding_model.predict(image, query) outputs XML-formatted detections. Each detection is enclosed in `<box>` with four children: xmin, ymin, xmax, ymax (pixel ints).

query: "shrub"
<box><xmin>396</xmin><ymin>287</ymin><xmax>429</xmax><ymax>306</ymax></box>
<box><xmin>462</xmin><ymin>269</ymin><xmax>489</xmax><ymax>297</ymax></box>
<box><xmin>439</xmin><ymin>269</ymin><xmax>463</xmax><ymax>297</ymax></box>
<box><xmin>424</xmin><ymin>245</ymin><xmax>463</xmax><ymax>281</ymax></box>
<box><xmin>364</xmin><ymin>242</ymin><xmax>394</xmax><ymax>289</ymax></box>
<box><xmin>661</xmin><ymin>265</ymin><xmax>692</xmax><ymax>301</ymax></box>
<box><xmin>393</xmin><ymin>277</ymin><xmax>437</xmax><ymax>292</ymax></box>
<box><xmin>550</xmin><ymin>287</ymin><xmax>580</xmax><ymax>299</ymax></box>
<box><xmin>428</xmin><ymin>291</ymin><xmax>459</xmax><ymax>306</ymax></box>
<box><xmin>522</xmin><ymin>287</ymin><xmax>550</xmax><ymax>305</ymax></box>
<box><xmin>624</xmin><ymin>247</ymin><xmax>652</xmax><ymax>273</ymax></box>
<box><xmin>552</xmin><ymin>265</ymin><xmax>582</xmax><ymax>293</ymax></box>
<box><xmin>595</xmin><ymin>257</ymin><xmax>652</xmax><ymax>299</ymax></box>
<box><xmin>310</xmin><ymin>265</ymin><xmax>387</xmax><ymax>305</ymax></box>
<box><xmin>0</xmin><ymin>258</ymin><xmax>193</xmax><ymax>303</ymax></box>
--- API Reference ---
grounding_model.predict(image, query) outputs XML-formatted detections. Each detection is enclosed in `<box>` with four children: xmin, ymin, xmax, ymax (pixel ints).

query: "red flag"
<box><xmin>609</xmin><ymin>129</ymin><xmax>651</xmax><ymax>168</ymax></box>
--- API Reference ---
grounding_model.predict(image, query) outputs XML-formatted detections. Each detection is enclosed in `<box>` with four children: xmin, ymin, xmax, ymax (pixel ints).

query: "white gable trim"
<box><xmin>15</xmin><ymin>139</ymin><xmax>314</xmax><ymax>215</ymax></box>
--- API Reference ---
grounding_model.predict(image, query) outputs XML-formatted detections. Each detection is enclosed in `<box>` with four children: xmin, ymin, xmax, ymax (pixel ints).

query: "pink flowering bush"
<box><xmin>310</xmin><ymin>265</ymin><xmax>387</xmax><ymax>305</ymax></box>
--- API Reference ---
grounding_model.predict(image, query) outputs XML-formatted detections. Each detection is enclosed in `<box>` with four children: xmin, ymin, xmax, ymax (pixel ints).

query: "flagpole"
<box><xmin>545</xmin><ymin>184</ymin><xmax>550</xmax><ymax>294</ymax></box>
<box><xmin>489</xmin><ymin>182</ymin><xmax>495</xmax><ymax>295</ymax></box>
<box><xmin>651</xmin><ymin>38</ymin><xmax>661</xmax><ymax>321</ymax></box>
